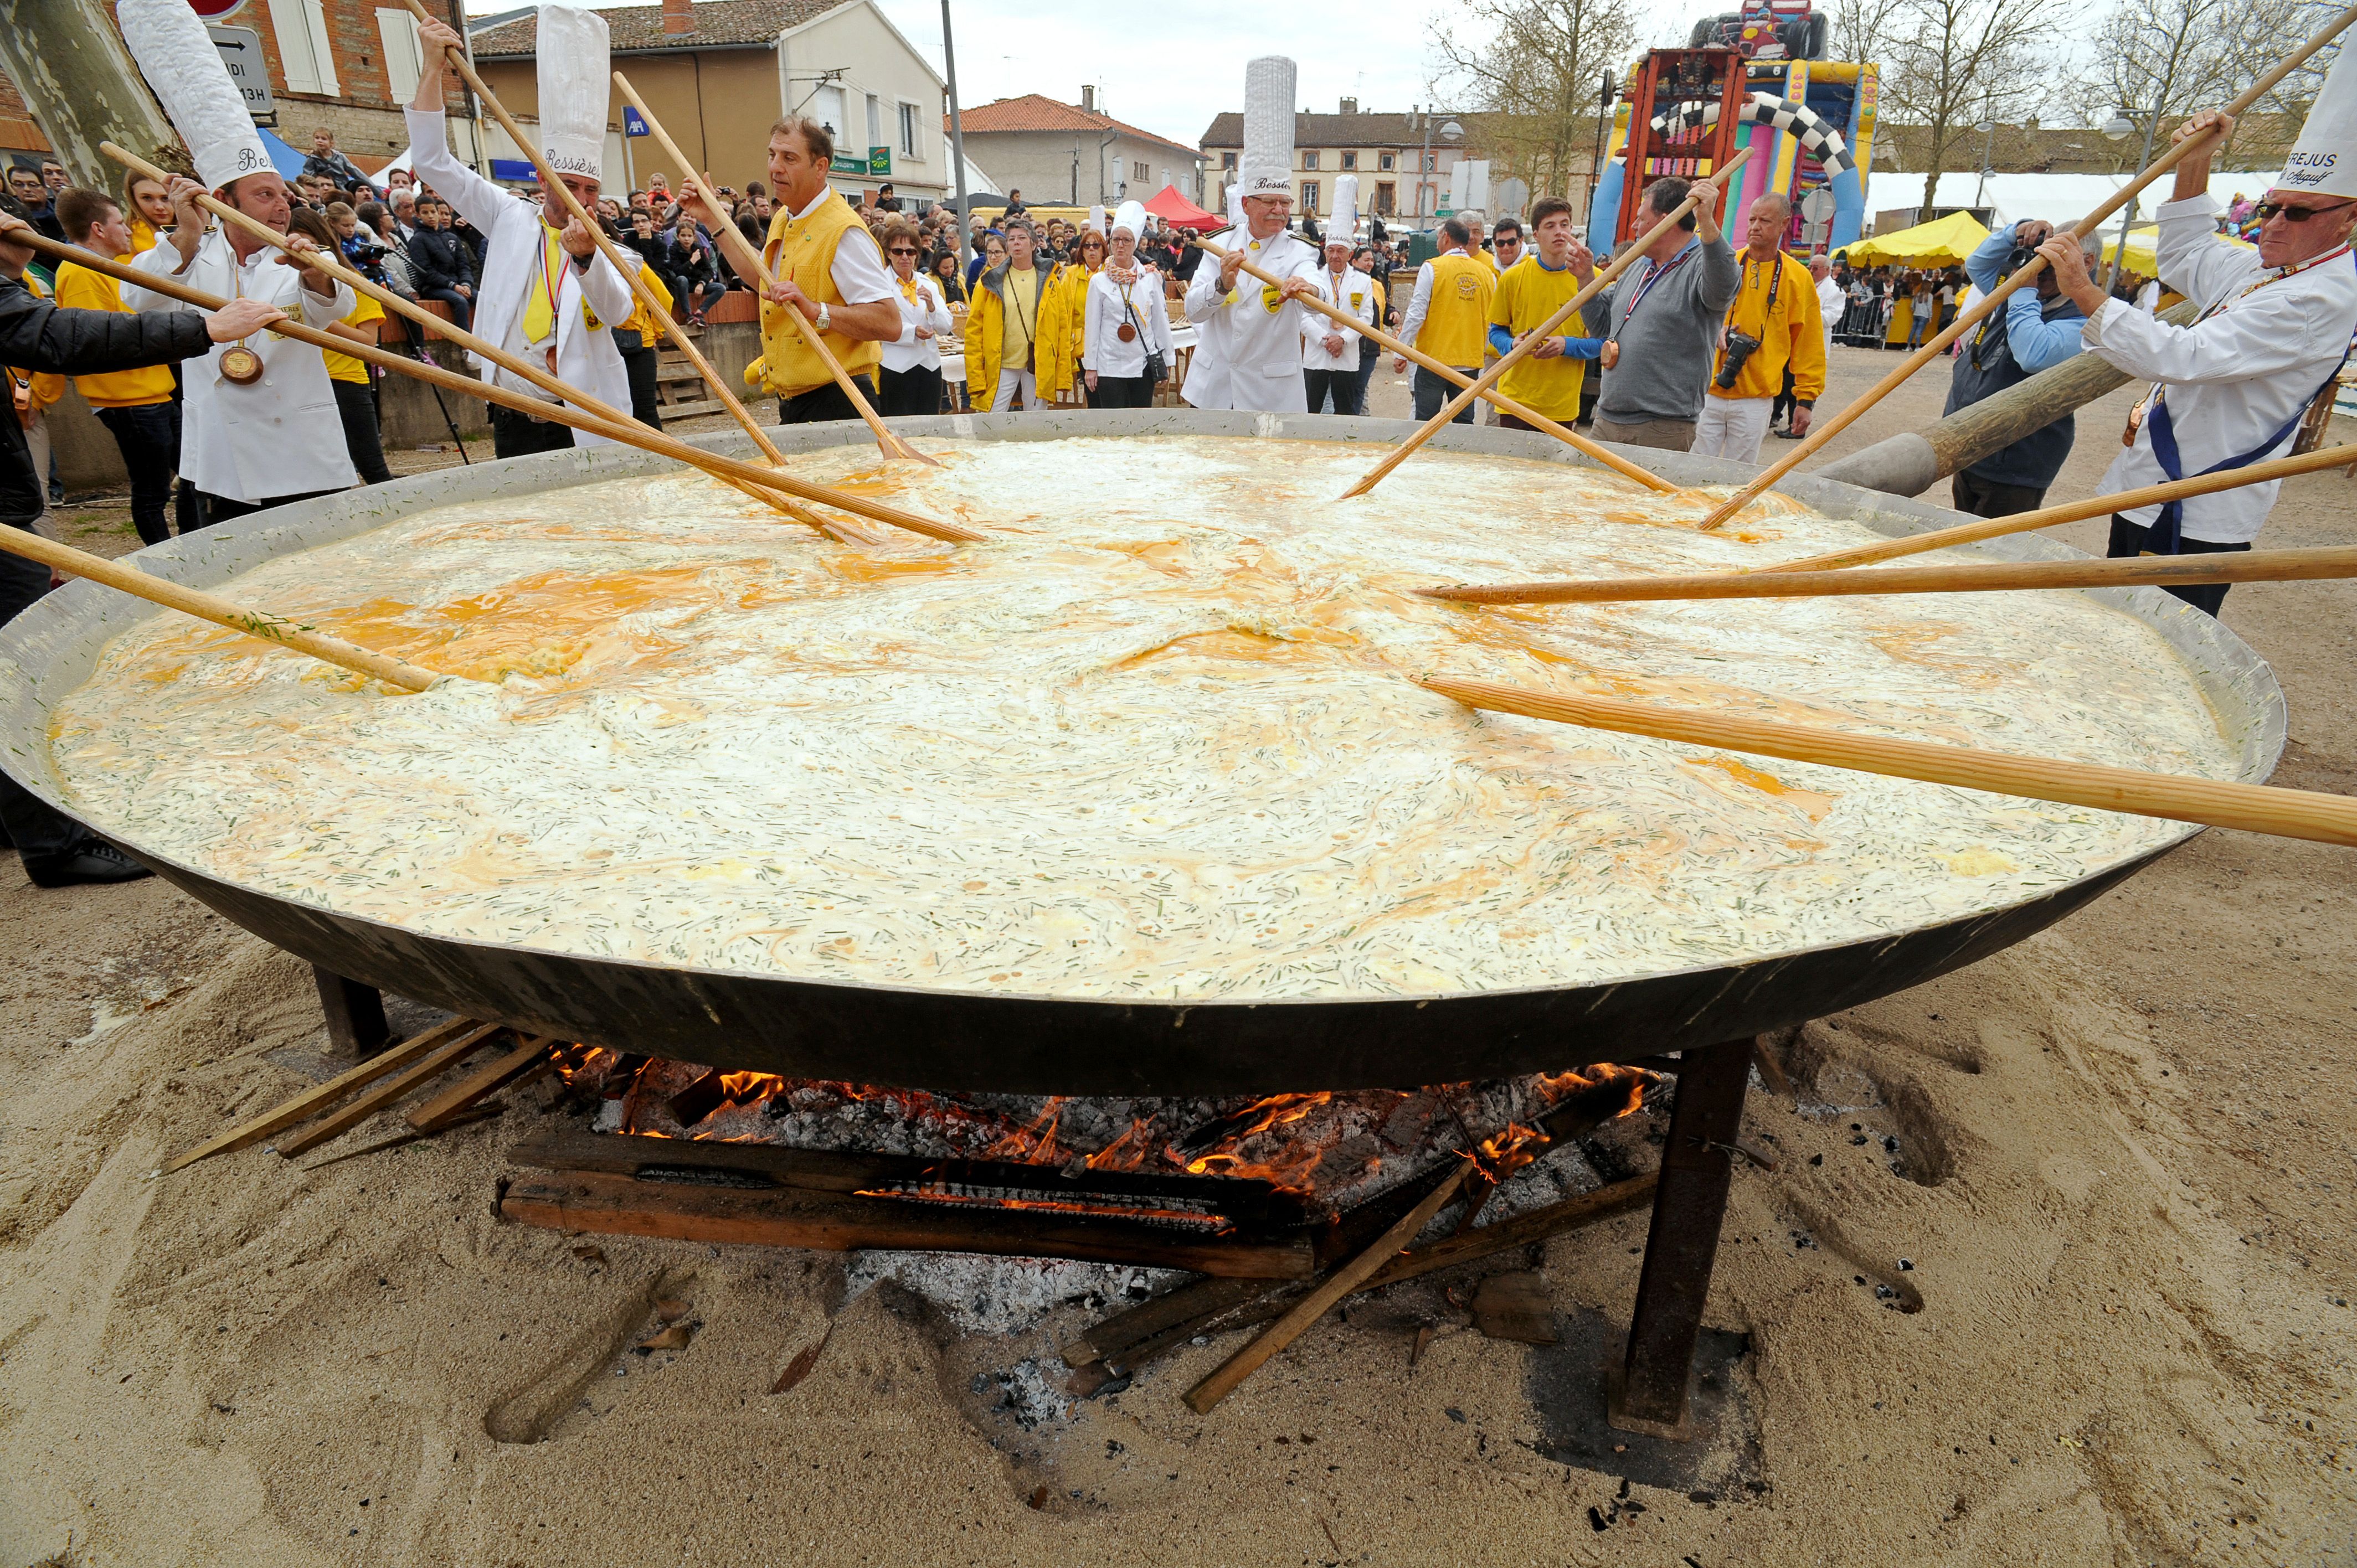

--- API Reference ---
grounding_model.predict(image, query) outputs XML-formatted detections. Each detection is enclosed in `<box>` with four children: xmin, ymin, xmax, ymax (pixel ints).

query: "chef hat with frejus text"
<box><xmin>2277</xmin><ymin>47</ymin><xmax>2357</xmax><ymax>199</ymax></box>
<box><xmin>119</xmin><ymin>0</ymin><xmax>274</xmax><ymax>192</ymax></box>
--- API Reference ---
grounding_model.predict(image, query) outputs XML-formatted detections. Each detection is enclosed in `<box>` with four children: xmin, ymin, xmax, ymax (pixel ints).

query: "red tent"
<box><xmin>1143</xmin><ymin>184</ymin><xmax>1221</xmax><ymax>230</ymax></box>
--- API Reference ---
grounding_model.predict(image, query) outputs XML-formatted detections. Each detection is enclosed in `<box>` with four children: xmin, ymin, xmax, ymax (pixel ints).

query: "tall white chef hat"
<box><xmin>536</xmin><ymin>4</ymin><xmax>612</xmax><ymax>186</ymax></box>
<box><xmin>118</xmin><ymin>0</ymin><xmax>274</xmax><ymax>192</ymax></box>
<box><xmin>1327</xmin><ymin>174</ymin><xmax>1359</xmax><ymax>246</ymax></box>
<box><xmin>2276</xmin><ymin>47</ymin><xmax>2357</xmax><ymax>199</ymax></box>
<box><xmin>1239</xmin><ymin>56</ymin><xmax>1298</xmax><ymax>201</ymax></box>
<box><xmin>1227</xmin><ymin>183</ymin><xmax>1245</xmax><ymax>226</ymax></box>
<box><xmin>1110</xmin><ymin>199</ymin><xmax>1148</xmax><ymax>239</ymax></box>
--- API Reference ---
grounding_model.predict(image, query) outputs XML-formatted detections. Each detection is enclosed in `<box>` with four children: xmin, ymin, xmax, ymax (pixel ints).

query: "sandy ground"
<box><xmin>5</xmin><ymin>352</ymin><xmax>2356</xmax><ymax>1566</ymax></box>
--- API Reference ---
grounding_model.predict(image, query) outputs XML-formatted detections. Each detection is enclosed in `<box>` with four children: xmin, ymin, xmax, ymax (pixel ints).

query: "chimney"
<box><xmin>1340</xmin><ymin>96</ymin><xmax>1357</xmax><ymax>116</ymax></box>
<box><xmin>1081</xmin><ymin>85</ymin><xmax>1095</xmax><ymax>112</ymax></box>
<box><xmin>661</xmin><ymin>0</ymin><xmax>694</xmax><ymax>35</ymax></box>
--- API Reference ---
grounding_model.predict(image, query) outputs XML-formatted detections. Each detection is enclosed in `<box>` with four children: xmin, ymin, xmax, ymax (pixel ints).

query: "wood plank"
<box><xmin>498</xmin><ymin>1171</ymin><xmax>1316</xmax><ymax>1279</ymax></box>
<box><xmin>162</xmin><ymin>1015</ymin><xmax>485</xmax><ymax>1174</ymax></box>
<box><xmin>272</xmin><ymin>1024</ymin><xmax>507</xmax><ymax>1159</ymax></box>
<box><xmin>406</xmin><ymin>1036</ymin><xmax>553</xmax><ymax>1131</ymax></box>
<box><xmin>506</xmin><ymin>1128</ymin><xmax>1310</xmax><ymax>1231</ymax></box>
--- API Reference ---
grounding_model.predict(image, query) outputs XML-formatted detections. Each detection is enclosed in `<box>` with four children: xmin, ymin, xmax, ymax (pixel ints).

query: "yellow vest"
<box><xmin>756</xmin><ymin>195</ymin><xmax>883</xmax><ymax>397</ymax></box>
<box><xmin>1418</xmin><ymin>253</ymin><xmax>1496</xmax><ymax>369</ymax></box>
<box><xmin>55</xmin><ymin>261</ymin><xmax>174</xmax><ymax>408</ymax></box>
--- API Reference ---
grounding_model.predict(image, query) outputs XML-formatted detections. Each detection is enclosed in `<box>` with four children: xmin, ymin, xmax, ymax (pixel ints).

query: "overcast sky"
<box><xmin>462</xmin><ymin>0</ymin><xmax>1703</xmax><ymax>148</ymax></box>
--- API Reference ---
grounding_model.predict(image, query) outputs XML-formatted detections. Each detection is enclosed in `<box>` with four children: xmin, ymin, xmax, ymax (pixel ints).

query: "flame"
<box><xmin>979</xmin><ymin>1096</ymin><xmax>1070</xmax><ymax>1163</ymax></box>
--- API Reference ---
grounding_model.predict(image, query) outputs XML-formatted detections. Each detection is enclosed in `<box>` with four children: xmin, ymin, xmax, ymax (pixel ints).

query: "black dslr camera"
<box><xmin>1715</xmin><ymin>329</ymin><xmax>1761</xmax><ymax>389</ymax></box>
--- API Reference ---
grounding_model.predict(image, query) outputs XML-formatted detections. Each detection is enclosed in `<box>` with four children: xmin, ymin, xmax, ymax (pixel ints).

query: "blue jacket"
<box><xmin>1942</xmin><ymin>228</ymin><xmax>2091</xmax><ymax>489</ymax></box>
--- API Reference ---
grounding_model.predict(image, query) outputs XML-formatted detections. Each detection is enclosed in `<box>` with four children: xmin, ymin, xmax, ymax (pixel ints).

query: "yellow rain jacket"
<box><xmin>963</xmin><ymin>260</ymin><xmax>1051</xmax><ymax>412</ymax></box>
<box><xmin>1035</xmin><ymin>260</ymin><xmax>1096</xmax><ymax>402</ymax></box>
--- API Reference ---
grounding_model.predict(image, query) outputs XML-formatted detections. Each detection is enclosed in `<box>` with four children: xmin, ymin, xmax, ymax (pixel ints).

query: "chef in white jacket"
<box><xmin>1302</xmin><ymin>177</ymin><xmax>1375</xmax><ymax>414</ymax></box>
<box><xmin>117</xmin><ymin>0</ymin><xmax>354</xmax><ymax>522</ymax></box>
<box><xmin>1183</xmin><ymin>57</ymin><xmax>1322</xmax><ymax>413</ymax></box>
<box><xmin>408</xmin><ymin>8</ymin><xmax>636</xmax><ymax>458</ymax></box>
<box><xmin>1084</xmin><ymin>201</ymin><xmax>1174</xmax><ymax>409</ymax></box>
<box><xmin>2037</xmin><ymin>56</ymin><xmax>2357</xmax><ymax>617</ymax></box>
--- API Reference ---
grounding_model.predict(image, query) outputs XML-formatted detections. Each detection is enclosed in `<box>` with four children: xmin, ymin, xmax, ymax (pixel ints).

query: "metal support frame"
<box><xmin>1615</xmin><ymin>48</ymin><xmax>1747</xmax><ymax>247</ymax></box>
<box><xmin>1610</xmin><ymin>1036</ymin><xmax>1752</xmax><ymax>1437</ymax></box>
<box><xmin>313</xmin><ymin>965</ymin><xmax>390</xmax><ymax>1058</ymax></box>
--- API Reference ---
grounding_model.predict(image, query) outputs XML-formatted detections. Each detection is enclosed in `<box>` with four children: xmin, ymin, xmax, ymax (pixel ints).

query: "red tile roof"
<box><xmin>949</xmin><ymin>95</ymin><xmax>1200</xmax><ymax>164</ymax></box>
<box><xmin>471</xmin><ymin>0</ymin><xmax>835</xmax><ymax>55</ymax></box>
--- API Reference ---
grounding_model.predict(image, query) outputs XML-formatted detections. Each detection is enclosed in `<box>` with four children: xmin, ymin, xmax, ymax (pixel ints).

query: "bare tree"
<box><xmin>1829</xmin><ymin>0</ymin><xmax>1911</xmax><ymax>68</ymax></box>
<box><xmin>1430</xmin><ymin>0</ymin><xmax>1643</xmax><ymax>204</ymax></box>
<box><xmin>1875</xmin><ymin>0</ymin><xmax>2058</xmax><ymax>218</ymax></box>
<box><xmin>2083</xmin><ymin>0</ymin><xmax>2338</xmax><ymax>173</ymax></box>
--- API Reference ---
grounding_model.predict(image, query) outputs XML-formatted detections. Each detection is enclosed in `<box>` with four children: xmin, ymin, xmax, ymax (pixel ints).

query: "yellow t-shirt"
<box><xmin>1487</xmin><ymin>257</ymin><xmax>1588</xmax><ymax>424</ymax></box>
<box><xmin>322</xmin><ymin>294</ymin><xmax>386</xmax><ymax>385</ymax></box>
<box><xmin>54</xmin><ymin>260</ymin><xmax>175</xmax><ymax>408</ymax></box>
<box><xmin>997</xmin><ymin>265</ymin><xmax>1043</xmax><ymax>372</ymax></box>
<box><xmin>128</xmin><ymin>219</ymin><xmax>162</xmax><ymax>255</ymax></box>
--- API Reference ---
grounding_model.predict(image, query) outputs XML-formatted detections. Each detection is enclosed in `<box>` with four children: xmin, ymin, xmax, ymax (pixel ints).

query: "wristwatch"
<box><xmin>815</xmin><ymin>303</ymin><xmax>832</xmax><ymax>332</ymax></box>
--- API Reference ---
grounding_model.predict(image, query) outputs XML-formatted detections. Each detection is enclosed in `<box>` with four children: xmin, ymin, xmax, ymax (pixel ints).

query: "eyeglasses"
<box><xmin>888</xmin><ymin>246</ymin><xmax>918</xmax><ymax>255</ymax></box>
<box><xmin>2253</xmin><ymin>198</ymin><xmax>2356</xmax><ymax>223</ymax></box>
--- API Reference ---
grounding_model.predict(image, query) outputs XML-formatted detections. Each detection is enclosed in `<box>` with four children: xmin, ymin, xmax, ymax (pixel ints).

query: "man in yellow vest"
<box><xmin>1391</xmin><ymin>218</ymin><xmax>1496</xmax><ymax>423</ymax></box>
<box><xmin>713</xmin><ymin>116</ymin><xmax>899</xmax><ymax>425</ymax></box>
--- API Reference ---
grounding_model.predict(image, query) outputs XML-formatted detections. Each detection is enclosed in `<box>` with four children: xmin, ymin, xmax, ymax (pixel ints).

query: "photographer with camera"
<box><xmin>1938</xmin><ymin>218</ymin><xmax>2096</xmax><ymax>518</ymax></box>
<box><xmin>1692</xmin><ymin>192</ymin><xmax>1823</xmax><ymax>463</ymax></box>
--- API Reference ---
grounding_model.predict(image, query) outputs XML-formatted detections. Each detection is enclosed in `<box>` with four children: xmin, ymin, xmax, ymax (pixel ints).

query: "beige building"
<box><xmin>470</xmin><ymin>0</ymin><xmax>948</xmax><ymax>204</ymax></box>
<box><xmin>952</xmin><ymin>91</ymin><xmax>1202</xmax><ymax>209</ymax></box>
<box><xmin>1200</xmin><ymin>100</ymin><xmax>1471</xmax><ymax>224</ymax></box>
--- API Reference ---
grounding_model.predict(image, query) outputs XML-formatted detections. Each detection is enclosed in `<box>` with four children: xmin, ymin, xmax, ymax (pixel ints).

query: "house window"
<box><xmin>1379</xmin><ymin>152</ymin><xmax>1395</xmax><ymax>171</ymax></box>
<box><xmin>1341</xmin><ymin>151</ymin><xmax>1356</xmax><ymax>170</ymax></box>
<box><xmin>1222</xmin><ymin>151</ymin><xmax>1238</xmax><ymax>170</ymax></box>
<box><xmin>1375</xmin><ymin>182</ymin><xmax>1396</xmax><ymax>215</ymax></box>
<box><xmin>899</xmin><ymin>101</ymin><xmax>921</xmax><ymax>158</ymax></box>
<box><xmin>1303</xmin><ymin>151</ymin><xmax>1320</xmax><ymax>169</ymax></box>
<box><xmin>266</xmin><ymin>0</ymin><xmax>340</xmax><ymax>95</ymax></box>
<box><xmin>1134</xmin><ymin>159</ymin><xmax>1149</xmax><ymax>182</ymax></box>
<box><xmin>1300</xmin><ymin>180</ymin><xmax>1319</xmax><ymax>213</ymax></box>
<box><xmin>866</xmin><ymin>94</ymin><xmax>882</xmax><ymax>153</ymax></box>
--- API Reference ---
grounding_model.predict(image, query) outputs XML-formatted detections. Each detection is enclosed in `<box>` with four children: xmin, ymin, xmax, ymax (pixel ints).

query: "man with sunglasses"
<box><xmin>2037</xmin><ymin>64</ymin><xmax>2357</xmax><ymax>616</ymax></box>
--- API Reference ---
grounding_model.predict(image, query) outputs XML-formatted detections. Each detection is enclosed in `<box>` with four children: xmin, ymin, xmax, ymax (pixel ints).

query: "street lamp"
<box><xmin>1418</xmin><ymin>115</ymin><xmax>1462</xmax><ymax>230</ymax></box>
<box><xmin>1972</xmin><ymin>116</ymin><xmax>1996</xmax><ymax>208</ymax></box>
<box><xmin>1586</xmin><ymin>70</ymin><xmax>1616</xmax><ymax>223</ymax></box>
<box><xmin>2099</xmin><ymin>108</ymin><xmax>2158</xmax><ymax>291</ymax></box>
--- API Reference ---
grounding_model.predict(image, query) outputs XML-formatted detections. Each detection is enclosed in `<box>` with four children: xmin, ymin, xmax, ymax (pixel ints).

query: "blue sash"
<box><xmin>2142</xmin><ymin>367</ymin><xmax>2339</xmax><ymax>553</ymax></box>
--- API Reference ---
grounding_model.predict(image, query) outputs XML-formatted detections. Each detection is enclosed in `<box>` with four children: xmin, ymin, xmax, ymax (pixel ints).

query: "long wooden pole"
<box><xmin>394</xmin><ymin>0</ymin><xmax>796</xmax><ymax>476</ymax></box>
<box><xmin>1188</xmin><ymin>235</ymin><xmax>1676</xmax><ymax>493</ymax></box>
<box><xmin>100</xmin><ymin>141</ymin><xmax>835</xmax><ymax>531</ymax></box>
<box><xmin>611</xmin><ymin>69</ymin><xmax>933</xmax><ymax>467</ymax></box>
<box><xmin>27</xmin><ymin>234</ymin><xmax>981</xmax><ymax>542</ymax></box>
<box><xmin>0</xmin><ymin>501</ymin><xmax>444</xmax><ymax>692</ymax></box>
<box><xmin>1762</xmin><ymin>443</ymin><xmax>2357</xmax><ymax>573</ymax></box>
<box><xmin>1419</xmin><ymin>544</ymin><xmax>2357</xmax><ymax>605</ymax></box>
<box><xmin>1421</xmin><ymin>674</ymin><xmax>2357</xmax><ymax>847</ymax></box>
<box><xmin>1340</xmin><ymin>147</ymin><xmax>1751</xmax><ymax>501</ymax></box>
<box><xmin>1695</xmin><ymin>4</ymin><xmax>2357</xmax><ymax>531</ymax></box>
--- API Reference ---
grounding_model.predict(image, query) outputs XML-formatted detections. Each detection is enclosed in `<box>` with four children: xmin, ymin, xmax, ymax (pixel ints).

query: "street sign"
<box><xmin>1799</xmin><ymin>188</ymin><xmax>1836</xmax><ymax>223</ymax></box>
<box><xmin>622</xmin><ymin>105</ymin><xmax>649</xmax><ymax>137</ymax></box>
<box><xmin>208</xmin><ymin>25</ymin><xmax>274</xmax><ymax>124</ymax></box>
<box><xmin>867</xmin><ymin>146</ymin><xmax>891</xmax><ymax>177</ymax></box>
<box><xmin>189</xmin><ymin>0</ymin><xmax>249</xmax><ymax>18</ymax></box>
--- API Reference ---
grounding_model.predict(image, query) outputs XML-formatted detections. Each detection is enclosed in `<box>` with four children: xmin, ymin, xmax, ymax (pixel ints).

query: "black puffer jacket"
<box><xmin>2</xmin><ymin>274</ymin><xmax>212</xmax><ymax>535</ymax></box>
<box><xmin>407</xmin><ymin>226</ymin><xmax>477</xmax><ymax>295</ymax></box>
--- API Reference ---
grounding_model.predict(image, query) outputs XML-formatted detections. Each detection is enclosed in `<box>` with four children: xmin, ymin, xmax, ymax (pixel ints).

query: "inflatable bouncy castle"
<box><xmin>1585</xmin><ymin>0</ymin><xmax>1877</xmax><ymax>252</ymax></box>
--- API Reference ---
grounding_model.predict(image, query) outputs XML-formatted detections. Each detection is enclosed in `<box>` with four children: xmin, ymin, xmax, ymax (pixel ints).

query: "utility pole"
<box><xmin>0</xmin><ymin>0</ymin><xmax>178</xmax><ymax>190</ymax></box>
<box><xmin>940</xmin><ymin>0</ymin><xmax>970</xmax><ymax>213</ymax></box>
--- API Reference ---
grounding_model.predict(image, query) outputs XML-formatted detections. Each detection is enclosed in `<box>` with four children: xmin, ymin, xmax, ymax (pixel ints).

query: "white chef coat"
<box><xmin>1181</xmin><ymin>223</ymin><xmax>1320</xmax><ymax>412</ymax></box>
<box><xmin>1082</xmin><ymin>265</ymin><xmax>1172</xmax><ymax>378</ymax></box>
<box><xmin>2084</xmin><ymin>193</ymin><xmax>2357</xmax><ymax>543</ymax></box>
<box><xmin>405</xmin><ymin>105</ymin><xmax>636</xmax><ymax>439</ymax></box>
<box><xmin>125</xmin><ymin>230</ymin><xmax>354</xmax><ymax>504</ymax></box>
<box><xmin>1301</xmin><ymin>263</ymin><xmax>1375</xmax><ymax>370</ymax></box>
<box><xmin>881</xmin><ymin>274</ymin><xmax>953</xmax><ymax>373</ymax></box>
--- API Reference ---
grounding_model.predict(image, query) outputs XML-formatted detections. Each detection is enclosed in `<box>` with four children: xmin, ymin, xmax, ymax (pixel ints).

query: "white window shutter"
<box><xmin>266</xmin><ymin>0</ymin><xmax>339</xmax><ymax>96</ymax></box>
<box><xmin>377</xmin><ymin>8</ymin><xmax>423</xmax><ymax>103</ymax></box>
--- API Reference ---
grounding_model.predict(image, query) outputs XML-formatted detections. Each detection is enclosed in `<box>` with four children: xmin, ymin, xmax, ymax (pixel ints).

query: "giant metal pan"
<box><xmin>0</xmin><ymin>412</ymin><xmax>2287</xmax><ymax>1094</ymax></box>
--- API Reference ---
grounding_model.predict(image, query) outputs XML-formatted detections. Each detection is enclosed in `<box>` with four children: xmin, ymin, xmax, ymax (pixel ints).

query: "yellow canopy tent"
<box><xmin>1836</xmin><ymin>210</ymin><xmax>1992</xmax><ymax>270</ymax></box>
<box><xmin>2097</xmin><ymin>223</ymin><xmax>2256</xmax><ymax>277</ymax></box>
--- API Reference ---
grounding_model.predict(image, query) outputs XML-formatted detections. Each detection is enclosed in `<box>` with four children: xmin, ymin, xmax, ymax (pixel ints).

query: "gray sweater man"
<box><xmin>1589</xmin><ymin>177</ymin><xmax>1741</xmax><ymax>451</ymax></box>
